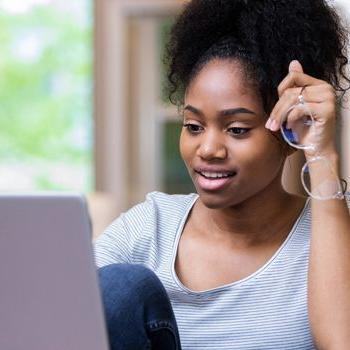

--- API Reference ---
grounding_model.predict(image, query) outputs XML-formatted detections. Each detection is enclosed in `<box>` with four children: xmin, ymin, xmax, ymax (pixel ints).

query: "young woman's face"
<box><xmin>180</xmin><ymin>59</ymin><xmax>287</xmax><ymax>209</ymax></box>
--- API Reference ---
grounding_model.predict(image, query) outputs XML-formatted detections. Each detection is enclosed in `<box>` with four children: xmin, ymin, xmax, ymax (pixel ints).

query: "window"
<box><xmin>158</xmin><ymin>18</ymin><xmax>195</xmax><ymax>194</ymax></box>
<box><xmin>0</xmin><ymin>0</ymin><xmax>92</xmax><ymax>191</ymax></box>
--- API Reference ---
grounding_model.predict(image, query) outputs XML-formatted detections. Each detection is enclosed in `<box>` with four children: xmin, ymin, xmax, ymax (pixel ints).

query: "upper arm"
<box><xmin>93</xmin><ymin>192</ymin><xmax>158</xmax><ymax>268</ymax></box>
<box><xmin>93</xmin><ymin>214</ymin><xmax>131</xmax><ymax>268</ymax></box>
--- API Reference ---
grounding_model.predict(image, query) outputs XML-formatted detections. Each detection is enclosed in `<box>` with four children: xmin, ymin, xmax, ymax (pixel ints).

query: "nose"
<box><xmin>197</xmin><ymin>131</ymin><xmax>228</xmax><ymax>160</ymax></box>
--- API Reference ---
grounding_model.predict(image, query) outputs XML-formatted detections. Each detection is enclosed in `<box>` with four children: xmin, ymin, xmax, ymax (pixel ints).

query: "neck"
<box><xmin>194</xmin><ymin>180</ymin><xmax>306</xmax><ymax>249</ymax></box>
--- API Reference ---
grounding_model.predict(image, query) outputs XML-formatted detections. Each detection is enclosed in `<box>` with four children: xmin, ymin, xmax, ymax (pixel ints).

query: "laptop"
<box><xmin>0</xmin><ymin>193</ymin><xmax>109</xmax><ymax>350</ymax></box>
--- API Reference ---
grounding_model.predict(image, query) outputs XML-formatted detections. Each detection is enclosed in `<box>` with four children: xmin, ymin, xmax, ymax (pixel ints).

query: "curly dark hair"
<box><xmin>165</xmin><ymin>0</ymin><xmax>350</xmax><ymax>113</ymax></box>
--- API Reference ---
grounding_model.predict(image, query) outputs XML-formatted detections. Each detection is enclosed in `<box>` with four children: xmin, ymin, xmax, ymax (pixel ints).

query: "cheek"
<box><xmin>179</xmin><ymin>130</ymin><xmax>190</xmax><ymax>164</ymax></box>
<box><xmin>238</xmin><ymin>133</ymin><xmax>285</xmax><ymax>173</ymax></box>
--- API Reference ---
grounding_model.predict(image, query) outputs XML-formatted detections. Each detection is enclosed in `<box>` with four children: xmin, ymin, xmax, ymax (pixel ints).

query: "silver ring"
<box><xmin>298</xmin><ymin>86</ymin><xmax>306</xmax><ymax>104</ymax></box>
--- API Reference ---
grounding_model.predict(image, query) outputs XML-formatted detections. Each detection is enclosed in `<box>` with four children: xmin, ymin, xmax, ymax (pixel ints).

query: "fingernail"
<box><xmin>265</xmin><ymin>118</ymin><xmax>272</xmax><ymax>129</ymax></box>
<box><xmin>270</xmin><ymin>119</ymin><xmax>279</xmax><ymax>131</ymax></box>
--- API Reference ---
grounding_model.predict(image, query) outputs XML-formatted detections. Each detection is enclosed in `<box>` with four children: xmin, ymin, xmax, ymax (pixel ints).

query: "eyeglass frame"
<box><xmin>280</xmin><ymin>97</ymin><xmax>346</xmax><ymax>200</ymax></box>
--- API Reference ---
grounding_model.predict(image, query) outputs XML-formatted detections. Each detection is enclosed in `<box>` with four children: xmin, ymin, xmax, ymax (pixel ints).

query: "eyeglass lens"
<box><xmin>280</xmin><ymin>102</ymin><xmax>343</xmax><ymax>200</ymax></box>
<box><xmin>302</xmin><ymin>158</ymin><xmax>343</xmax><ymax>200</ymax></box>
<box><xmin>280</xmin><ymin>103</ymin><xmax>315</xmax><ymax>151</ymax></box>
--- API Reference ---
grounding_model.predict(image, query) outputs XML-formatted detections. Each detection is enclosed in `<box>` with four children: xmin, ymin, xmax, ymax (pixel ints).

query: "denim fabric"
<box><xmin>98</xmin><ymin>264</ymin><xmax>182</xmax><ymax>350</ymax></box>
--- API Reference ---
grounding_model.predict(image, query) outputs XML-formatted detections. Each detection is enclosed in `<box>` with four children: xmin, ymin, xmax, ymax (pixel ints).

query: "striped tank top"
<box><xmin>94</xmin><ymin>191</ymin><xmax>350</xmax><ymax>349</ymax></box>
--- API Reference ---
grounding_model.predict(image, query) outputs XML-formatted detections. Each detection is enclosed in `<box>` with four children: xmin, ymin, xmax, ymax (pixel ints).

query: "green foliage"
<box><xmin>163</xmin><ymin>121</ymin><xmax>195</xmax><ymax>194</ymax></box>
<box><xmin>0</xmin><ymin>1</ymin><xmax>92</xmax><ymax>191</ymax></box>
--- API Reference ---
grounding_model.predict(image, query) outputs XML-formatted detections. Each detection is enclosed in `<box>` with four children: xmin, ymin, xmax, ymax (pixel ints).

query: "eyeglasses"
<box><xmin>280</xmin><ymin>95</ymin><xmax>345</xmax><ymax>200</ymax></box>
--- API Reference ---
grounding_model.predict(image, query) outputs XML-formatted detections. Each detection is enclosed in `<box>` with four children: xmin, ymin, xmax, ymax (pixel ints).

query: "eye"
<box><xmin>183</xmin><ymin>123</ymin><xmax>203</xmax><ymax>134</ymax></box>
<box><xmin>228</xmin><ymin>127</ymin><xmax>250</xmax><ymax>136</ymax></box>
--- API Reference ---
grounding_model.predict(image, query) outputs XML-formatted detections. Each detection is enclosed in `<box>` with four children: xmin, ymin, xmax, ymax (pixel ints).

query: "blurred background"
<box><xmin>1</xmin><ymin>0</ymin><xmax>349</xmax><ymax>238</ymax></box>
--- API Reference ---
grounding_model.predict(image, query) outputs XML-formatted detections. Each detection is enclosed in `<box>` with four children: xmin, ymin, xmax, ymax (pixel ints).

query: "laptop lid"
<box><xmin>0</xmin><ymin>193</ymin><xmax>109</xmax><ymax>350</ymax></box>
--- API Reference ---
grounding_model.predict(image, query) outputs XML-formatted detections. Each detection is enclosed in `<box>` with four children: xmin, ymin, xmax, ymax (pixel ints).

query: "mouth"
<box><xmin>194</xmin><ymin>170</ymin><xmax>237</xmax><ymax>191</ymax></box>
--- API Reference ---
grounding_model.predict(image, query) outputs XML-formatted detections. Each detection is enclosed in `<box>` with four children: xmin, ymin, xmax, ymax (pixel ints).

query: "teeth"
<box><xmin>200</xmin><ymin>171</ymin><xmax>233</xmax><ymax>179</ymax></box>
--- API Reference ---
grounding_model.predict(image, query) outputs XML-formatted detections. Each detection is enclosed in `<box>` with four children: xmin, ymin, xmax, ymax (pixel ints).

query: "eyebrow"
<box><xmin>183</xmin><ymin>105</ymin><xmax>256</xmax><ymax>118</ymax></box>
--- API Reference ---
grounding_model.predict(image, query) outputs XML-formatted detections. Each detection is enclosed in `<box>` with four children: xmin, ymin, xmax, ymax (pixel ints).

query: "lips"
<box><xmin>194</xmin><ymin>169</ymin><xmax>236</xmax><ymax>191</ymax></box>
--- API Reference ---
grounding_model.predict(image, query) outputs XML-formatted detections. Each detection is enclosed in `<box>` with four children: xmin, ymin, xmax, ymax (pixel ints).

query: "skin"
<box><xmin>269</xmin><ymin>60</ymin><xmax>350</xmax><ymax>349</ymax></box>
<box><xmin>176</xmin><ymin>58</ymin><xmax>306</xmax><ymax>291</ymax></box>
<box><xmin>176</xmin><ymin>58</ymin><xmax>350</xmax><ymax>347</ymax></box>
<box><xmin>267</xmin><ymin>60</ymin><xmax>337</xmax><ymax>159</ymax></box>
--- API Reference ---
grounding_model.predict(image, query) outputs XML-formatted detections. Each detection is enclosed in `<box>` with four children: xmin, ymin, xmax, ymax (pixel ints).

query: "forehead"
<box><xmin>185</xmin><ymin>59</ymin><xmax>262</xmax><ymax>111</ymax></box>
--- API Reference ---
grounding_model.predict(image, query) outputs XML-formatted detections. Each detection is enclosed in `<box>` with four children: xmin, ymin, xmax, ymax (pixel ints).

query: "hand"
<box><xmin>265</xmin><ymin>60</ymin><xmax>338</xmax><ymax>159</ymax></box>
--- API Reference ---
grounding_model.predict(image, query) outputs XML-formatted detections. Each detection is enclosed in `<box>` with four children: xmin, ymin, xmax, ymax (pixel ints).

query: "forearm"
<box><xmin>307</xmin><ymin>154</ymin><xmax>350</xmax><ymax>349</ymax></box>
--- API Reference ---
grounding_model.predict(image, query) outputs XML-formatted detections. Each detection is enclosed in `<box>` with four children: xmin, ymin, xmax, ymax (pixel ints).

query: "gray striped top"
<box><xmin>94</xmin><ymin>191</ymin><xmax>350</xmax><ymax>349</ymax></box>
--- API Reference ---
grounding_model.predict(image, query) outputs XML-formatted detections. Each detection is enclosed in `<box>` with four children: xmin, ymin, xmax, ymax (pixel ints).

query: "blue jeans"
<box><xmin>98</xmin><ymin>264</ymin><xmax>182</xmax><ymax>350</ymax></box>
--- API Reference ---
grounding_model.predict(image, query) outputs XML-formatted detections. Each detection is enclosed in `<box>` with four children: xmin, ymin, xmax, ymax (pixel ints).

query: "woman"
<box><xmin>94</xmin><ymin>0</ymin><xmax>350</xmax><ymax>349</ymax></box>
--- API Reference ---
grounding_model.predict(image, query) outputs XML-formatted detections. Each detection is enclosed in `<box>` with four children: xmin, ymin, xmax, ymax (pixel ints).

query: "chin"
<box><xmin>197</xmin><ymin>190</ymin><xmax>241</xmax><ymax>209</ymax></box>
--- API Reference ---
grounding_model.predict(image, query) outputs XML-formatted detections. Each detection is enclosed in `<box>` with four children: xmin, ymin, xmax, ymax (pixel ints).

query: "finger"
<box><xmin>269</xmin><ymin>87</ymin><xmax>301</xmax><ymax>126</ymax></box>
<box><xmin>278</xmin><ymin>71</ymin><xmax>325</xmax><ymax>98</ymax></box>
<box><xmin>270</xmin><ymin>85</ymin><xmax>335</xmax><ymax>121</ymax></box>
<box><xmin>268</xmin><ymin>102</ymin><xmax>334</xmax><ymax>131</ymax></box>
<box><xmin>298</xmin><ymin>84</ymin><xmax>335</xmax><ymax>103</ymax></box>
<box><xmin>284</xmin><ymin>106</ymin><xmax>313</xmax><ymax>130</ymax></box>
<box><xmin>289</xmin><ymin>60</ymin><xmax>304</xmax><ymax>74</ymax></box>
<box><xmin>282</xmin><ymin>108</ymin><xmax>313</xmax><ymax>146</ymax></box>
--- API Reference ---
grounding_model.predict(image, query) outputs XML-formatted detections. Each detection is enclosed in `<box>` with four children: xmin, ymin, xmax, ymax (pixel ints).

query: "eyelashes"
<box><xmin>228</xmin><ymin>127</ymin><xmax>250</xmax><ymax>136</ymax></box>
<box><xmin>183</xmin><ymin>123</ymin><xmax>202</xmax><ymax>133</ymax></box>
<box><xmin>183</xmin><ymin>123</ymin><xmax>251</xmax><ymax>136</ymax></box>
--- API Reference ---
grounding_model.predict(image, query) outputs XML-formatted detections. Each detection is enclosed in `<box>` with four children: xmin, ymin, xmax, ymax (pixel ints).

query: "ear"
<box><xmin>286</xmin><ymin>146</ymin><xmax>298</xmax><ymax>156</ymax></box>
<box><xmin>281</xmin><ymin>141</ymin><xmax>298</xmax><ymax>157</ymax></box>
<box><xmin>284</xmin><ymin>144</ymin><xmax>298</xmax><ymax>157</ymax></box>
